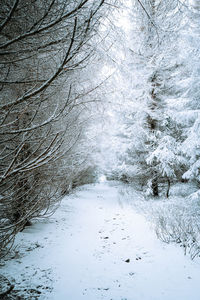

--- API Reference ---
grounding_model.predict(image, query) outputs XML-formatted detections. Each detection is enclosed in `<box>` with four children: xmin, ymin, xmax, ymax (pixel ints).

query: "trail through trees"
<box><xmin>1</xmin><ymin>182</ymin><xmax>200</xmax><ymax>299</ymax></box>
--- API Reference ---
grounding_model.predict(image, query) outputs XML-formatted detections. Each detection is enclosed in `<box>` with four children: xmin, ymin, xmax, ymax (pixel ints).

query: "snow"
<box><xmin>1</xmin><ymin>182</ymin><xmax>200</xmax><ymax>299</ymax></box>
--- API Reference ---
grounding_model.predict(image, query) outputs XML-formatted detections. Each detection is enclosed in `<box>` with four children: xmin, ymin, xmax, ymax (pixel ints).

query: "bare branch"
<box><xmin>0</xmin><ymin>0</ymin><xmax>88</xmax><ymax>49</ymax></box>
<box><xmin>0</xmin><ymin>0</ymin><xmax>19</xmax><ymax>32</ymax></box>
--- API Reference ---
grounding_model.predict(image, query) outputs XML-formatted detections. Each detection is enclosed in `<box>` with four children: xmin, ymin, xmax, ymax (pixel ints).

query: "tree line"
<box><xmin>100</xmin><ymin>0</ymin><xmax>200</xmax><ymax>198</ymax></box>
<box><xmin>0</xmin><ymin>0</ymin><xmax>117</xmax><ymax>257</ymax></box>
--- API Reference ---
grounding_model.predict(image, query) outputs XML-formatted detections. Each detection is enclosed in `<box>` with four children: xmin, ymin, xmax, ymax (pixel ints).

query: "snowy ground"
<box><xmin>1</xmin><ymin>182</ymin><xmax>200</xmax><ymax>299</ymax></box>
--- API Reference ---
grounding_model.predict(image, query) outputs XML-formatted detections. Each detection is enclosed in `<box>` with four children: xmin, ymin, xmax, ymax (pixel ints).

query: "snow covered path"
<box><xmin>1</xmin><ymin>182</ymin><xmax>200</xmax><ymax>299</ymax></box>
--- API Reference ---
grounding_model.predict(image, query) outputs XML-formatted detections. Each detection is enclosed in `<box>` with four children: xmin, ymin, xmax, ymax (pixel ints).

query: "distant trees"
<box><xmin>0</xmin><ymin>0</ymin><xmax>112</xmax><ymax>255</ymax></box>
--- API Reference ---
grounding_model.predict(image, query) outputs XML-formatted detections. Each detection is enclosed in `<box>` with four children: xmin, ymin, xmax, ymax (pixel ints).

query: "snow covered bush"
<box><xmin>155</xmin><ymin>210</ymin><xmax>200</xmax><ymax>260</ymax></box>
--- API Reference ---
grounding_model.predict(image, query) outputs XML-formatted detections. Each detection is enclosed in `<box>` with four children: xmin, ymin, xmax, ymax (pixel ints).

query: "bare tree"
<box><xmin>0</xmin><ymin>0</ymin><xmax>110</xmax><ymax>256</ymax></box>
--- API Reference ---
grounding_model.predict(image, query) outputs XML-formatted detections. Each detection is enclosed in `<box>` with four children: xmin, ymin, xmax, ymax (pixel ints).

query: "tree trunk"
<box><xmin>152</xmin><ymin>173</ymin><xmax>158</xmax><ymax>196</ymax></box>
<box><xmin>166</xmin><ymin>178</ymin><xmax>170</xmax><ymax>198</ymax></box>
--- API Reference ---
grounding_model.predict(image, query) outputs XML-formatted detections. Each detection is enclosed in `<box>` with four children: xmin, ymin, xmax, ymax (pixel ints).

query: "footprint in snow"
<box><xmin>136</xmin><ymin>256</ymin><xmax>142</xmax><ymax>260</ymax></box>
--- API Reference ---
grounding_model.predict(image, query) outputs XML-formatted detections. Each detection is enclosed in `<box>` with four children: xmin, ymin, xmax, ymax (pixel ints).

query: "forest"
<box><xmin>0</xmin><ymin>0</ymin><xmax>200</xmax><ymax>299</ymax></box>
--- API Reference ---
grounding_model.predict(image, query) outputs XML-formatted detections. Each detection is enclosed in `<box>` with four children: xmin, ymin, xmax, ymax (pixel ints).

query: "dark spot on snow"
<box><xmin>125</xmin><ymin>259</ymin><xmax>130</xmax><ymax>263</ymax></box>
<box><xmin>29</xmin><ymin>289</ymin><xmax>41</xmax><ymax>294</ymax></box>
<box><xmin>36</xmin><ymin>285</ymin><xmax>42</xmax><ymax>289</ymax></box>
